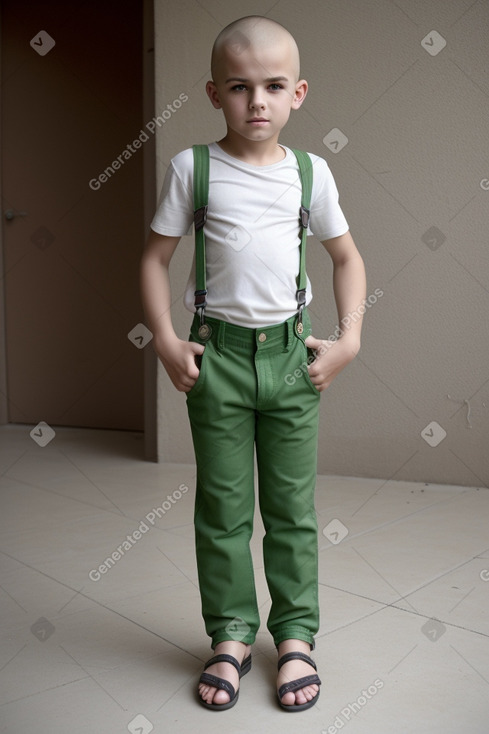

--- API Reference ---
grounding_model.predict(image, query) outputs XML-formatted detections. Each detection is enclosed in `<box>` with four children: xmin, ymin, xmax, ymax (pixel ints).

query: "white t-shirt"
<box><xmin>150</xmin><ymin>142</ymin><xmax>348</xmax><ymax>328</ymax></box>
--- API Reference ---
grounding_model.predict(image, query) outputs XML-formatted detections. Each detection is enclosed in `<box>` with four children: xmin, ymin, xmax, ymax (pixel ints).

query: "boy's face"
<box><xmin>206</xmin><ymin>41</ymin><xmax>307</xmax><ymax>146</ymax></box>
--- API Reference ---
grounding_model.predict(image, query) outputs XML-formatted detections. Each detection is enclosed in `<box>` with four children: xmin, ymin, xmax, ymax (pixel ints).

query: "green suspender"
<box><xmin>192</xmin><ymin>144</ymin><xmax>210</xmax><ymax>338</ymax></box>
<box><xmin>291</xmin><ymin>148</ymin><xmax>313</xmax><ymax>334</ymax></box>
<box><xmin>192</xmin><ymin>144</ymin><xmax>313</xmax><ymax>336</ymax></box>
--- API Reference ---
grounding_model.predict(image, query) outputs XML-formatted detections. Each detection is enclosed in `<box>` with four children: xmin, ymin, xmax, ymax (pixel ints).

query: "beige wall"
<box><xmin>151</xmin><ymin>0</ymin><xmax>489</xmax><ymax>487</ymax></box>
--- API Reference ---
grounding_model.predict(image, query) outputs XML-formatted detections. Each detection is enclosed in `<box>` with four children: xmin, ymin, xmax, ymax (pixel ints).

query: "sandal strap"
<box><xmin>199</xmin><ymin>672</ymin><xmax>236</xmax><ymax>699</ymax></box>
<box><xmin>277</xmin><ymin>651</ymin><xmax>317</xmax><ymax>671</ymax></box>
<box><xmin>203</xmin><ymin>653</ymin><xmax>241</xmax><ymax>675</ymax></box>
<box><xmin>278</xmin><ymin>673</ymin><xmax>321</xmax><ymax>698</ymax></box>
<box><xmin>240</xmin><ymin>653</ymin><xmax>252</xmax><ymax>677</ymax></box>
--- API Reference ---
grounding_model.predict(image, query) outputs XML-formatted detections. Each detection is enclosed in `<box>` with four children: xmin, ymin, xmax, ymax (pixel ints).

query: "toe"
<box><xmin>294</xmin><ymin>684</ymin><xmax>318</xmax><ymax>704</ymax></box>
<box><xmin>212</xmin><ymin>689</ymin><xmax>231</xmax><ymax>705</ymax></box>
<box><xmin>199</xmin><ymin>684</ymin><xmax>231</xmax><ymax>705</ymax></box>
<box><xmin>294</xmin><ymin>688</ymin><xmax>308</xmax><ymax>705</ymax></box>
<box><xmin>280</xmin><ymin>684</ymin><xmax>319</xmax><ymax>707</ymax></box>
<box><xmin>198</xmin><ymin>683</ymin><xmax>210</xmax><ymax>703</ymax></box>
<box><xmin>308</xmin><ymin>684</ymin><xmax>320</xmax><ymax>699</ymax></box>
<box><xmin>280</xmin><ymin>691</ymin><xmax>296</xmax><ymax>706</ymax></box>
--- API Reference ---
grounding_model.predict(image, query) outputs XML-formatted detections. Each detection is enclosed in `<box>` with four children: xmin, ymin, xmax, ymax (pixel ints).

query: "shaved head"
<box><xmin>211</xmin><ymin>16</ymin><xmax>301</xmax><ymax>83</ymax></box>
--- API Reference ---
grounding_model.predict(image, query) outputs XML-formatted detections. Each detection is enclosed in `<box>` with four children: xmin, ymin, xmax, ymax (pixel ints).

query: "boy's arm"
<box><xmin>140</xmin><ymin>229</ymin><xmax>204</xmax><ymax>392</ymax></box>
<box><xmin>305</xmin><ymin>230</ymin><xmax>366</xmax><ymax>392</ymax></box>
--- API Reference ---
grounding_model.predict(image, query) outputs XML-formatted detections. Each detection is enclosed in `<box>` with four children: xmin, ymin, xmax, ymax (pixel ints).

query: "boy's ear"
<box><xmin>206</xmin><ymin>81</ymin><xmax>222</xmax><ymax>109</ymax></box>
<box><xmin>291</xmin><ymin>79</ymin><xmax>308</xmax><ymax>110</ymax></box>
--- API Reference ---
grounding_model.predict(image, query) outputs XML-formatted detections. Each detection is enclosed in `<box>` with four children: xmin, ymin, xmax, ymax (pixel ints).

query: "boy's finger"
<box><xmin>189</xmin><ymin>341</ymin><xmax>205</xmax><ymax>355</ymax></box>
<box><xmin>304</xmin><ymin>334</ymin><xmax>321</xmax><ymax>348</ymax></box>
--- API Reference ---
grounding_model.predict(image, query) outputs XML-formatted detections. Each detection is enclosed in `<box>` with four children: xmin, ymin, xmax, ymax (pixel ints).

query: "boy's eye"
<box><xmin>229</xmin><ymin>83</ymin><xmax>284</xmax><ymax>92</ymax></box>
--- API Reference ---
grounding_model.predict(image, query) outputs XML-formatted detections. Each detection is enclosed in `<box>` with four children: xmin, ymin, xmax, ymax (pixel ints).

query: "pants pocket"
<box><xmin>186</xmin><ymin>339</ymin><xmax>208</xmax><ymax>398</ymax></box>
<box><xmin>300</xmin><ymin>340</ymin><xmax>321</xmax><ymax>395</ymax></box>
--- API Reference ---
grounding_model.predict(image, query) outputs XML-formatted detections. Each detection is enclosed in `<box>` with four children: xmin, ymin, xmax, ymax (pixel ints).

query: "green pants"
<box><xmin>186</xmin><ymin>309</ymin><xmax>321</xmax><ymax>649</ymax></box>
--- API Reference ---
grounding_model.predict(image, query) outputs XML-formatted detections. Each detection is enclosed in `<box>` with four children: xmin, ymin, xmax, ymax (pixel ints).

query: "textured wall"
<box><xmin>152</xmin><ymin>0</ymin><xmax>489</xmax><ymax>487</ymax></box>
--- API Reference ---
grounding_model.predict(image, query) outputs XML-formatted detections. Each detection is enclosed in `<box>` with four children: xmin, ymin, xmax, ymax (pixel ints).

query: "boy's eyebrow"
<box><xmin>225</xmin><ymin>76</ymin><xmax>289</xmax><ymax>84</ymax></box>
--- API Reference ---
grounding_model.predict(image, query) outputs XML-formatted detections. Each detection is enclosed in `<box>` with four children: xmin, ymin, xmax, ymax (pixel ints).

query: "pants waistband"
<box><xmin>190</xmin><ymin>310</ymin><xmax>312</xmax><ymax>352</ymax></box>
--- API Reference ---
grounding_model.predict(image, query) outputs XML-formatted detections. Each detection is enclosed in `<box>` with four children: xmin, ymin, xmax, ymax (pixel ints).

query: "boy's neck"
<box><xmin>216</xmin><ymin>134</ymin><xmax>286</xmax><ymax>166</ymax></box>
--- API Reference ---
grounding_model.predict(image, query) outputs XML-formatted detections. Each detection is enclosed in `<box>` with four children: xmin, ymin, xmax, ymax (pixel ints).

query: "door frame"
<box><xmin>0</xmin><ymin>9</ymin><xmax>8</xmax><ymax>425</ymax></box>
<box><xmin>142</xmin><ymin>0</ymin><xmax>157</xmax><ymax>460</ymax></box>
<box><xmin>0</xmin><ymin>1</ymin><xmax>157</xmax><ymax>459</ymax></box>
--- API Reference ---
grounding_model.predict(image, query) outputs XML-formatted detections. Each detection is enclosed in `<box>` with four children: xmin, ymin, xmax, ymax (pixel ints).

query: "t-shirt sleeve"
<box><xmin>150</xmin><ymin>149</ymin><xmax>194</xmax><ymax>236</ymax></box>
<box><xmin>308</xmin><ymin>155</ymin><xmax>349</xmax><ymax>241</ymax></box>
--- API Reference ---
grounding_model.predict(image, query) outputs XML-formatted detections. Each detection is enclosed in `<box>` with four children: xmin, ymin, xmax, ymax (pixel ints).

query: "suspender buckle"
<box><xmin>296</xmin><ymin>288</ymin><xmax>306</xmax><ymax>307</ymax></box>
<box><xmin>194</xmin><ymin>289</ymin><xmax>207</xmax><ymax>310</ymax></box>
<box><xmin>194</xmin><ymin>205</ymin><xmax>208</xmax><ymax>231</ymax></box>
<box><xmin>194</xmin><ymin>290</ymin><xmax>212</xmax><ymax>340</ymax></box>
<box><xmin>299</xmin><ymin>205</ymin><xmax>310</xmax><ymax>230</ymax></box>
<box><xmin>194</xmin><ymin>290</ymin><xmax>207</xmax><ymax>326</ymax></box>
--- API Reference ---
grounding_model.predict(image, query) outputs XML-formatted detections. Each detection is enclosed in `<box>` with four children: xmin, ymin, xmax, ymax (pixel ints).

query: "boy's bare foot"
<box><xmin>277</xmin><ymin>638</ymin><xmax>320</xmax><ymax>707</ymax></box>
<box><xmin>198</xmin><ymin>640</ymin><xmax>252</xmax><ymax>706</ymax></box>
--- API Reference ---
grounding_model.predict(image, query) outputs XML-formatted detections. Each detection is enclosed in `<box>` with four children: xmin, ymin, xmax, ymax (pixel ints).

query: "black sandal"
<box><xmin>277</xmin><ymin>651</ymin><xmax>321</xmax><ymax>712</ymax></box>
<box><xmin>198</xmin><ymin>652</ymin><xmax>252</xmax><ymax>711</ymax></box>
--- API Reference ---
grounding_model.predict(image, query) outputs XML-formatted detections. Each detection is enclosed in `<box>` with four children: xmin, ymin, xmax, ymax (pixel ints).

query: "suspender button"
<box><xmin>258</xmin><ymin>332</ymin><xmax>267</xmax><ymax>343</ymax></box>
<box><xmin>198</xmin><ymin>323</ymin><xmax>212</xmax><ymax>341</ymax></box>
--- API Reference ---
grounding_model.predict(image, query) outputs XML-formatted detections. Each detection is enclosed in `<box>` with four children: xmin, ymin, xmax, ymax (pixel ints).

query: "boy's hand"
<box><xmin>305</xmin><ymin>335</ymin><xmax>360</xmax><ymax>392</ymax></box>
<box><xmin>154</xmin><ymin>336</ymin><xmax>205</xmax><ymax>393</ymax></box>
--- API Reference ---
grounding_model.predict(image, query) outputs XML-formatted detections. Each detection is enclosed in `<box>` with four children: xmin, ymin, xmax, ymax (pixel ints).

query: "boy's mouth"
<box><xmin>247</xmin><ymin>118</ymin><xmax>269</xmax><ymax>125</ymax></box>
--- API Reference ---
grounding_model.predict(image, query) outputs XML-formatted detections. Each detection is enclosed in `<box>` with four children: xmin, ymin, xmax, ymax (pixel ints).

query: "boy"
<box><xmin>140</xmin><ymin>16</ymin><xmax>366</xmax><ymax>712</ymax></box>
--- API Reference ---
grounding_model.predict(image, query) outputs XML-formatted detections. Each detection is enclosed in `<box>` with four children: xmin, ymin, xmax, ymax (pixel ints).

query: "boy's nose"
<box><xmin>249</xmin><ymin>92</ymin><xmax>266</xmax><ymax>110</ymax></box>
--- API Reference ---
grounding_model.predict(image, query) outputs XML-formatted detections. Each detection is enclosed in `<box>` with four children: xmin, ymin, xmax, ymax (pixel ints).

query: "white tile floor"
<box><xmin>1</xmin><ymin>424</ymin><xmax>488</xmax><ymax>734</ymax></box>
